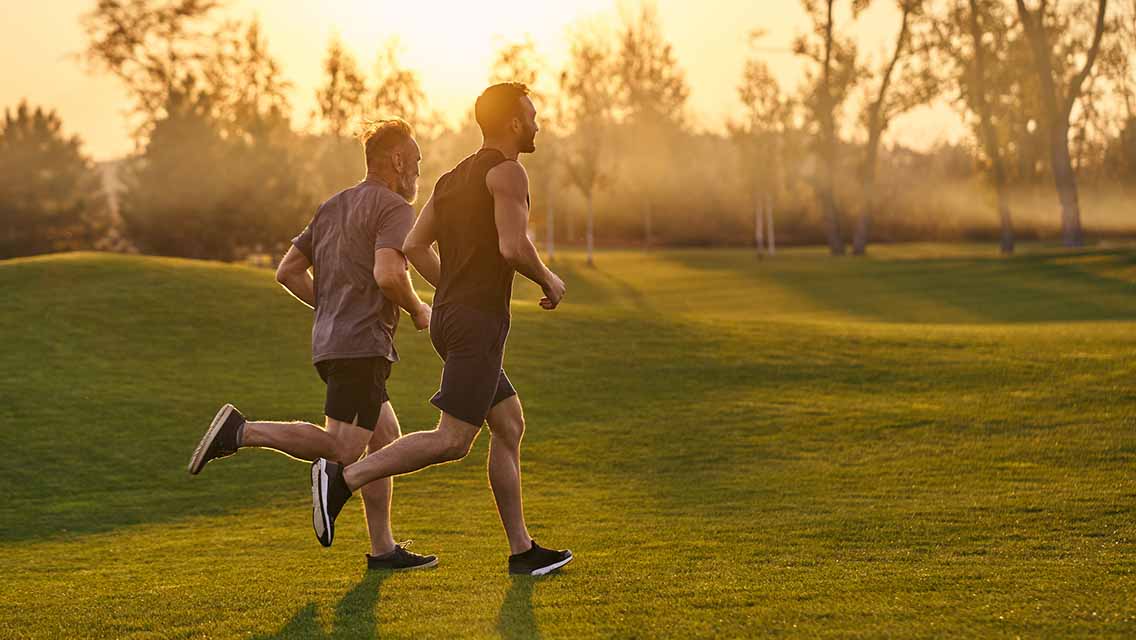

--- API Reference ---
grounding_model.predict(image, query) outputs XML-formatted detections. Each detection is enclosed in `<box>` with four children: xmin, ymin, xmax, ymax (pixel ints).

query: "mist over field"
<box><xmin>2</xmin><ymin>0</ymin><xmax>1135</xmax><ymax>260</ymax></box>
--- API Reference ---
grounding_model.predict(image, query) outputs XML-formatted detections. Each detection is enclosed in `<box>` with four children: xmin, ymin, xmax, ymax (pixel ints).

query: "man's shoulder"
<box><xmin>486</xmin><ymin>159</ymin><xmax>528</xmax><ymax>196</ymax></box>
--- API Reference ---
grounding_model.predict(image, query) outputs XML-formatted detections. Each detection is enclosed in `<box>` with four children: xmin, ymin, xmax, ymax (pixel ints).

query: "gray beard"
<box><xmin>397</xmin><ymin>175</ymin><xmax>418</xmax><ymax>203</ymax></box>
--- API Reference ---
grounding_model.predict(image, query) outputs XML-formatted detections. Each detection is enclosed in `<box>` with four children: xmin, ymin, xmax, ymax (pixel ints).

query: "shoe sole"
<box><xmin>312</xmin><ymin>460</ymin><xmax>332</xmax><ymax>547</ymax></box>
<box><xmin>517</xmin><ymin>552</ymin><xmax>573</xmax><ymax>577</ymax></box>
<box><xmin>187</xmin><ymin>404</ymin><xmax>234</xmax><ymax>475</ymax></box>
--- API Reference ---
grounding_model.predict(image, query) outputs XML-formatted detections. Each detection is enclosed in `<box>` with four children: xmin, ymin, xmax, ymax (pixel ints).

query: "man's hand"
<box><xmin>540</xmin><ymin>271</ymin><xmax>566</xmax><ymax>310</ymax></box>
<box><xmin>411</xmin><ymin>302</ymin><xmax>432</xmax><ymax>330</ymax></box>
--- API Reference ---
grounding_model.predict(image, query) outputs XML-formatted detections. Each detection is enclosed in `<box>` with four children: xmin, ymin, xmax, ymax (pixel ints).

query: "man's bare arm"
<box><xmin>488</xmin><ymin>161</ymin><xmax>566</xmax><ymax>309</ymax></box>
<box><xmin>275</xmin><ymin>245</ymin><xmax>316</xmax><ymax>308</ymax></box>
<box><xmin>374</xmin><ymin>248</ymin><xmax>430</xmax><ymax>330</ymax></box>
<box><xmin>403</xmin><ymin>195</ymin><xmax>442</xmax><ymax>288</ymax></box>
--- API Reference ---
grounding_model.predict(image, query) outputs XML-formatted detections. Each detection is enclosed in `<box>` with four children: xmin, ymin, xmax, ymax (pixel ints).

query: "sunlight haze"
<box><xmin>3</xmin><ymin>0</ymin><xmax>968</xmax><ymax>160</ymax></box>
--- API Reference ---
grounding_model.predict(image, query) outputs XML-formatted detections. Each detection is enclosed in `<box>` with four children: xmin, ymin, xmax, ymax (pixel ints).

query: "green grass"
<box><xmin>1</xmin><ymin>244</ymin><xmax>1135</xmax><ymax>638</ymax></box>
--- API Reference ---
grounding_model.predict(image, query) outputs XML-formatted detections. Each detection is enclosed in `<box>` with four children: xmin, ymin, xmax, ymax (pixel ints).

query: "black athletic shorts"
<box><xmin>314</xmin><ymin>356</ymin><xmax>391</xmax><ymax>431</ymax></box>
<box><xmin>429</xmin><ymin>303</ymin><xmax>517</xmax><ymax>426</ymax></box>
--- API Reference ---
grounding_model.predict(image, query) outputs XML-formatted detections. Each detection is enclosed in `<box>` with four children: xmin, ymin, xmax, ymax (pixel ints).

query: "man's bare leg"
<box><xmin>486</xmin><ymin>395</ymin><xmax>533</xmax><ymax>555</ymax></box>
<box><xmin>242</xmin><ymin>417</ymin><xmax>368</xmax><ymax>465</ymax></box>
<box><xmin>342</xmin><ymin>413</ymin><xmax>481</xmax><ymax>491</ymax></box>
<box><xmin>360</xmin><ymin>403</ymin><xmax>400</xmax><ymax>556</ymax></box>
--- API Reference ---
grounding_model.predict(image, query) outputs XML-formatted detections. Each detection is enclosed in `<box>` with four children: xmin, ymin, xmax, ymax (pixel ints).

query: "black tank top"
<box><xmin>432</xmin><ymin>148</ymin><xmax>519</xmax><ymax>317</ymax></box>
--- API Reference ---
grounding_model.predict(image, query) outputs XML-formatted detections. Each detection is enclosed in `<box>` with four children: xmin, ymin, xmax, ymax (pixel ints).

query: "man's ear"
<box><xmin>391</xmin><ymin>151</ymin><xmax>404</xmax><ymax>173</ymax></box>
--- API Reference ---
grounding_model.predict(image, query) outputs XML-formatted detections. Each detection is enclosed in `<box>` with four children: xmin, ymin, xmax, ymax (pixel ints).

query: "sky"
<box><xmin>2</xmin><ymin>0</ymin><xmax>968</xmax><ymax>161</ymax></box>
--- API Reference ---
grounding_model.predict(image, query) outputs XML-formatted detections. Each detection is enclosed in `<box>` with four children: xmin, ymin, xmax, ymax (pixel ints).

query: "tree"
<box><xmin>932</xmin><ymin>0</ymin><xmax>1025</xmax><ymax>254</ymax></box>
<box><xmin>795</xmin><ymin>0</ymin><xmax>868</xmax><ymax>256</ymax></box>
<box><xmin>312</xmin><ymin>36</ymin><xmax>369</xmax><ymax>197</ymax></box>
<box><xmin>315</xmin><ymin>35</ymin><xmax>368</xmax><ymax>138</ymax></box>
<box><xmin>560</xmin><ymin>26</ymin><xmax>620</xmax><ymax>266</ymax></box>
<box><xmin>0</xmin><ymin>102</ymin><xmax>108</xmax><ymax>257</ymax></box>
<box><xmin>852</xmin><ymin>0</ymin><xmax>937</xmax><ymax>255</ymax></box>
<box><xmin>968</xmin><ymin>0</ymin><xmax>1017</xmax><ymax>254</ymax></box>
<box><xmin>614</xmin><ymin>1</ymin><xmax>690</xmax><ymax>250</ymax></box>
<box><xmin>732</xmin><ymin>49</ymin><xmax>790</xmax><ymax>258</ymax></box>
<box><xmin>371</xmin><ymin>39</ymin><xmax>428</xmax><ymax>129</ymax></box>
<box><xmin>203</xmin><ymin>17</ymin><xmax>292</xmax><ymax>138</ymax></box>
<box><xmin>118</xmin><ymin>83</ymin><xmax>233</xmax><ymax>259</ymax></box>
<box><xmin>489</xmin><ymin>37</ymin><xmax>542</xmax><ymax>91</ymax></box>
<box><xmin>81</xmin><ymin>0</ymin><xmax>226</xmax><ymax>138</ymax></box>
<box><xmin>1015</xmin><ymin>0</ymin><xmax>1110</xmax><ymax>247</ymax></box>
<box><xmin>117</xmin><ymin>20</ymin><xmax>307</xmax><ymax>261</ymax></box>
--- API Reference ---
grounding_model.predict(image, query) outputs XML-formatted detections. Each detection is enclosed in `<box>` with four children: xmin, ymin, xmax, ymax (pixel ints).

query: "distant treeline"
<box><xmin>2</xmin><ymin>0</ymin><xmax>1134</xmax><ymax>261</ymax></box>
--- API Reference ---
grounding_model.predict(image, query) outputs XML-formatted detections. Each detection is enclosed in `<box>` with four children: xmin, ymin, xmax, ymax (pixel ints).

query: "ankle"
<box><xmin>370</xmin><ymin>541</ymin><xmax>397</xmax><ymax>557</ymax></box>
<box><xmin>508</xmin><ymin>537</ymin><xmax>534</xmax><ymax>556</ymax></box>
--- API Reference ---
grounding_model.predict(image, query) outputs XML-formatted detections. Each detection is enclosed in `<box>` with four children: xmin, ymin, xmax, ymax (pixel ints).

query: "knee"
<box><xmin>493</xmin><ymin>417</ymin><xmax>525</xmax><ymax>449</ymax></box>
<box><xmin>333</xmin><ymin>440</ymin><xmax>366</xmax><ymax>465</ymax></box>
<box><xmin>369</xmin><ymin>422</ymin><xmax>400</xmax><ymax>452</ymax></box>
<box><xmin>438</xmin><ymin>427</ymin><xmax>476</xmax><ymax>462</ymax></box>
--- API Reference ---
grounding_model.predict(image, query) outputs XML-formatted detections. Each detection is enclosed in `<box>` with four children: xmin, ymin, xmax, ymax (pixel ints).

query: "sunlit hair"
<box><xmin>475</xmin><ymin>82</ymin><xmax>530</xmax><ymax>136</ymax></box>
<box><xmin>359</xmin><ymin>118</ymin><xmax>414</xmax><ymax>170</ymax></box>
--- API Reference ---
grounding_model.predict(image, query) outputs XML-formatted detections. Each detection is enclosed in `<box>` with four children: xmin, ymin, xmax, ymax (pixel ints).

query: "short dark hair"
<box><xmin>475</xmin><ymin>82</ymin><xmax>530</xmax><ymax>136</ymax></box>
<box><xmin>359</xmin><ymin>118</ymin><xmax>414</xmax><ymax>169</ymax></box>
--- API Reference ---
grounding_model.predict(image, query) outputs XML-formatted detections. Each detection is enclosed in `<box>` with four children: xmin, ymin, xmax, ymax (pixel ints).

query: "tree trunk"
<box><xmin>765</xmin><ymin>195</ymin><xmax>776</xmax><ymax>256</ymax></box>
<box><xmin>1050</xmin><ymin>120</ymin><xmax>1084</xmax><ymax>246</ymax></box>
<box><xmin>853</xmin><ymin>1</ymin><xmax>911</xmax><ymax>257</ymax></box>
<box><xmin>820</xmin><ymin>188</ymin><xmax>844</xmax><ymax>255</ymax></box>
<box><xmin>853</xmin><ymin>154</ymin><xmax>878</xmax><ymax>256</ymax></box>
<box><xmin>971</xmin><ymin>0</ymin><xmax>1015</xmax><ymax>255</ymax></box>
<box><xmin>586</xmin><ymin>191</ymin><xmax>595</xmax><ymax>267</ymax></box>
<box><xmin>820</xmin><ymin>0</ymin><xmax>844</xmax><ymax>256</ymax></box>
<box><xmin>1015</xmin><ymin>0</ymin><xmax>1107</xmax><ymax>248</ymax></box>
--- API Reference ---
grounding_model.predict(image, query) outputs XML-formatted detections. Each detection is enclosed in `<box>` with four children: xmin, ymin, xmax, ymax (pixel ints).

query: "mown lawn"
<box><xmin>1</xmin><ymin>245</ymin><xmax>1134</xmax><ymax>638</ymax></box>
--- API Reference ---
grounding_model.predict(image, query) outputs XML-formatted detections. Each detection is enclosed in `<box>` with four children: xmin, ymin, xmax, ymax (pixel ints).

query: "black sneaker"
<box><xmin>508</xmin><ymin>540</ymin><xmax>573</xmax><ymax>576</ymax></box>
<box><xmin>311</xmin><ymin>458</ymin><xmax>353</xmax><ymax>547</ymax></box>
<box><xmin>187</xmin><ymin>404</ymin><xmax>246</xmax><ymax>475</ymax></box>
<box><xmin>366</xmin><ymin>542</ymin><xmax>438</xmax><ymax>571</ymax></box>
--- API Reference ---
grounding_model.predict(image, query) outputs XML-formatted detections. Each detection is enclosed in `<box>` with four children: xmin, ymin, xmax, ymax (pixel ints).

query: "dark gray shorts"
<box><xmin>429</xmin><ymin>303</ymin><xmax>517</xmax><ymax>426</ymax></box>
<box><xmin>314</xmin><ymin>357</ymin><xmax>391</xmax><ymax>431</ymax></box>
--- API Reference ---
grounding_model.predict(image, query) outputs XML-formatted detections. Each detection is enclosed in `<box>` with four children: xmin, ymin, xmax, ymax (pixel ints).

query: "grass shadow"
<box><xmin>251</xmin><ymin>569</ymin><xmax>391</xmax><ymax>639</ymax></box>
<box><xmin>660</xmin><ymin>248</ymin><xmax>1136</xmax><ymax>324</ymax></box>
<box><xmin>498</xmin><ymin>574</ymin><xmax>555</xmax><ymax>640</ymax></box>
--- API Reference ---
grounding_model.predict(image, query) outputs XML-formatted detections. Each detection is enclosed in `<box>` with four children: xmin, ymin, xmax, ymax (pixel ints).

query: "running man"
<box><xmin>310</xmin><ymin>83</ymin><xmax>573</xmax><ymax>576</ymax></box>
<box><xmin>187</xmin><ymin>119</ymin><xmax>437</xmax><ymax>571</ymax></box>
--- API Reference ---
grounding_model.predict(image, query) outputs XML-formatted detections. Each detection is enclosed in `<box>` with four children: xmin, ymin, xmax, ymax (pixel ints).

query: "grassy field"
<box><xmin>1</xmin><ymin>244</ymin><xmax>1134</xmax><ymax>638</ymax></box>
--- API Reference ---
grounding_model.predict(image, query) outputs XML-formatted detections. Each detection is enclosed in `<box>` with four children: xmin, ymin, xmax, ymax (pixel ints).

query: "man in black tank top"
<box><xmin>309</xmin><ymin>83</ymin><xmax>573</xmax><ymax>576</ymax></box>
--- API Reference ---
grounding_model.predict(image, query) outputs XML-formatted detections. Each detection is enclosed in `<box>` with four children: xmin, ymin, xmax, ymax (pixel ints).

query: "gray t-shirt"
<box><xmin>292</xmin><ymin>179</ymin><xmax>414</xmax><ymax>364</ymax></box>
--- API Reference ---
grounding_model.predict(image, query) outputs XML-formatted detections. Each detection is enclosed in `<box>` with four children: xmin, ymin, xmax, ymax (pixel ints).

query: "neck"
<box><xmin>365</xmin><ymin>170</ymin><xmax>397</xmax><ymax>192</ymax></box>
<box><xmin>481</xmin><ymin>138</ymin><xmax>520</xmax><ymax>161</ymax></box>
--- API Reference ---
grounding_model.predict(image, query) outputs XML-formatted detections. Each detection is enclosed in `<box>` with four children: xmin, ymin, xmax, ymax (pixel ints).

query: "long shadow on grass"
<box><xmin>251</xmin><ymin>570</ymin><xmax>390</xmax><ymax>639</ymax></box>
<box><xmin>497</xmin><ymin>575</ymin><xmax>546</xmax><ymax>640</ymax></box>
<box><xmin>660</xmin><ymin>248</ymin><xmax>1136</xmax><ymax>324</ymax></box>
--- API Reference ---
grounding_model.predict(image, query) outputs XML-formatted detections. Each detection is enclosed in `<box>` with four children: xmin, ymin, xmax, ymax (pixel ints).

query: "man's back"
<box><xmin>292</xmin><ymin>179</ymin><xmax>414</xmax><ymax>363</ymax></box>
<box><xmin>431</xmin><ymin>149</ymin><xmax>517</xmax><ymax>317</ymax></box>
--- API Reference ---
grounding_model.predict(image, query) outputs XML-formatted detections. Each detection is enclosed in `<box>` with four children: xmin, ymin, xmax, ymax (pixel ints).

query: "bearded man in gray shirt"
<box><xmin>187</xmin><ymin>119</ymin><xmax>437</xmax><ymax>571</ymax></box>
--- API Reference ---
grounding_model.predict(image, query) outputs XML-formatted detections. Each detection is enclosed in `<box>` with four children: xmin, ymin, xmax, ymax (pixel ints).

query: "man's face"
<box><xmin>394</xmin><ymin>138</ymin><xmax>422</xmax><ymax>203</ymax></box>
<box><xmin>515</xmin><ymin>96</ymin><xmax>539</xmax><ymax>154</ymax></box>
